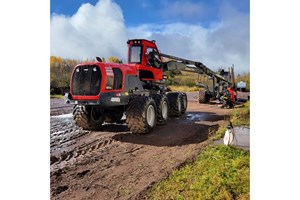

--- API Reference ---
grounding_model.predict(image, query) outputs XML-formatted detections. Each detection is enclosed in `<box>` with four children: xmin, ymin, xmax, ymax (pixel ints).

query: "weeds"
<box><xmin>50</xmin><ymin>94</ymin><xmax>64</xmax><ymax>99</ymax></box>
<box><xmin>150</xmin><ymin>145</ymin><xmax>250</xmax><ymax>200</ymax></box>
<box><xmin>169</xmin><ymin>85</ymin><xmax>199</xmax><ymax>92</ymax></box>
<box><xmin>231</xmin><ymin>101</ymin><xmax>250</xmax><ymax>127</ymax></box>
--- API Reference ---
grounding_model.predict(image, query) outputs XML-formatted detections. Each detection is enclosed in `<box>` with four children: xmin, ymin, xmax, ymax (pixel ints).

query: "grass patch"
<box><xmin>169</xmin><ymin>85</ymin><xmax>199</xmax><ymax>92</ymax></box>
<box><xmin>212</xmin><ymin>122</ymin><xmax>228</xmax><ymax>141</ymax></box>
<box><xmin>150</xmin><ymin>145</ymin><xmax>250</xmax><ymax>200</ymax></box>
<box><xmin>231</xmin><ymin>101</ymin><xmax>250</xmax><ymax>127</ymax></box>
<box><xmin>50</xmin><ymin>94</ymin><xmax>64</xmax><ymax>99</ymax></box>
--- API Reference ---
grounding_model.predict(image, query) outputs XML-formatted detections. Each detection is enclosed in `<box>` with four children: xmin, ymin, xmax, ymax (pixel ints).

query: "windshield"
<box><xmin>129</xmin><ymin>46</ymin><xmax>142</xmax><ymax>63</ymax></box>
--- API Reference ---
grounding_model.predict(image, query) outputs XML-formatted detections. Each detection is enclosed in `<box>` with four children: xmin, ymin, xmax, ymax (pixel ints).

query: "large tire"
<box><xmin>126</xmin><ymin>96</ymin><xmax>157</xmax><ymax>134</ymax></box>
<box><xmin>73</xmin><ymin>105</ymin><xmax>105</xmax><ymax>130</ymax></box>
<box><xmin>181</xmin><ymin>92</ymin><xmax>188</xmax><ymax>114</ymax></box>
<box><xmin>199</xmin><ymin>90</ymin><xmax>210</xmax><ymax>103</ymax></box>
<box><xmin>167</xmin><ymin>92</ymin><xmax>182</xmax><ymax>117</ymax></box>
<box><xmin>152</xmin><ymin>94</ymin><xmax>169</xmax><ymax>125</ymax></box>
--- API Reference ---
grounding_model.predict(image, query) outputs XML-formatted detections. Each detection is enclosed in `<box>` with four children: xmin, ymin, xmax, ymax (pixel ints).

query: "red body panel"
<box><xmin>127</xmin><ymin>63</ymin><xmax>163</xmax><ymax>80</ymax></box>
<box><xmin>70</xmin><ymin>62</ymin><xmax>138</xmax><ymax>100</ymax></box>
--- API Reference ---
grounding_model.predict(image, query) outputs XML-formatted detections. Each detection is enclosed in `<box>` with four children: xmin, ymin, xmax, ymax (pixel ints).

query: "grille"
<box><xmin>71</xmin><ymin>65</ymin><xmax>101</xmax><ymax>96</ymax></box>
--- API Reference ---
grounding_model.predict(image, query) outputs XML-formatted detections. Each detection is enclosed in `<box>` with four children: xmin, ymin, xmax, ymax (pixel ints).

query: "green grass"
<box><xmin>50</xmin><ymin>94</ymin><xmax>64</xmax><ymax>99</ymax></box>
<box><xmin>231</xmin><ymin>101</ymin><xmax>250</xmax><ymax>127</ymax></box>
<box><xmin>150</xmin><ymin>145</ymin><xmax>250</xmax><ymax>200</ymax></box>
<box><xmin>212</xmin><ymin>123</ymin><xmax>228</xmax><ymax>141</ymax></box>
<box><xmin>169</xmin><ymin>85</ymin><xmax>199</xmax><ymax>92</ymax></box>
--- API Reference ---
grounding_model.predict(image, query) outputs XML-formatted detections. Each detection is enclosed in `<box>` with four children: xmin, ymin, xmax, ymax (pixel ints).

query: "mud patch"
<box><xmin>52</xmin><ymin>185</ymin><xmax>69</xmax><ymax>195</ymax></box>
<box><xmin>50</xmin><ymin>98</ymin><xmax>233</xmax><ymax>200</ymax></box>
<box><xmin>50</xmin><ymin>155</ymin><xmax>59</xmax><ymax>165</ymax></box>
<box><xmin>77</xmin><ymin>170</ymin><xmax>90</xmax><ymax>178</ymax></box>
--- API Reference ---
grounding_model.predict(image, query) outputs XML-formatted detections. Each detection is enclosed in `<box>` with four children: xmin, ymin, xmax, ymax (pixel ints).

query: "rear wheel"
<box><xmin>181</xmin><ymin>92</ymin><xmax>187</xmax><ymax>114</ymax></box>
<box><xmin>167</xmin><ymin>92</ymin><xmax>182</xmax><ymax>117</ymax></box>
<box><xmin>126</xmin><ymin>96</ymin><xmax>157</xmax><ymax>134</ymax></box>
<box><xmin>73</xmin><ymin>105</ymin><xmax>105</xmax><ymax>130</ymax></box>
<box><xmin>152</xmin><ymin>94</ymin><xmax>169</xmax><ymax>125</ymax></box>
<box><xmin>199</xmin><ymin>90</ymin><xmax>210</xmax><ymax>103</ymax></box>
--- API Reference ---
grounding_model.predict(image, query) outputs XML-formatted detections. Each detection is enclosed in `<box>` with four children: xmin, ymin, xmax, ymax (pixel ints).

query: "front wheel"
<box><xmin>73</xmin><ymin>105</ymin><xmax>105</xmax><ymax>130</ymax></box>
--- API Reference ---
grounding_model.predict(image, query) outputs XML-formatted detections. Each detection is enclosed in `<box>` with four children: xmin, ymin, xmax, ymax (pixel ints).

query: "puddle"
<box><xmin>51</xmin><ymin>113</ymin><xmax>73</xmax><ymax>119</ymax></box>
<box><xmin>186</xmin><ymin>113</ymin><xmax>206</xmax><ymax>121</ymax></box>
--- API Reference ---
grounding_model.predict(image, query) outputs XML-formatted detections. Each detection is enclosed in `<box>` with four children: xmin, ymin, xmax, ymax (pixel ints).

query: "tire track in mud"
<box><xmin>51</xmin><ymin>136</ymin><xmax>118</xmax><ymax>166</ymax></box>
<box><xmin>50</xmin><ymin>129</ymin><xmax>90</xmax><ymax>149</ymax></box>
<box><xmin>50</xmin><ymin>111</ymin><xmax>132</xmax><ymax>169</ymax></box>
<box><xmin>51</xmin><ymin>118</ymin><xmax>129</xmax><ymax>168</ymax></box>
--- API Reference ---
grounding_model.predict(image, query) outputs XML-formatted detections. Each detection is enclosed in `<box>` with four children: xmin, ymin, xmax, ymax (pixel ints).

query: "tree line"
<box><xmin>50</xmin><ymin>55</ymin><xmax>250</xmax><ymax>94</ymax></box>
<box><xmin>50</xmin><ymin>56</ymin><xmax>80</xmax><ymax>94</ymax></box>
<box><xmin>50</xmin><ymin>56</ymin><xmax>122</xmax><ymax>94</ymax></box>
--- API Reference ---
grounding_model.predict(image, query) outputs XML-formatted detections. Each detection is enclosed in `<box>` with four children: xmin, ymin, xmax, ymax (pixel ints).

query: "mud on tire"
<box><xmin>167</xmin><ymin>92</ymin><xmax>182</xmax><ymax>117</ymax></box>
<box><xmin>152</xmin><ymin>94</ymin><xmax>169</xmax><ymax>125</ymax></box>
<box><xmin>73</xmin><ymin>105</ymin><xmax>105</xmax><ymax>130</ymax></box>
<box><xmin>126</xmin><ymin>96</ymin><xmax>157</xmax><ymax>134</ymax></box>
<box><xmin>198</xmin><ymin>90</ymin><xmax>210</xmax><ymax>103</ymax></box>
<box><xmin>181</xmin><ymin>92</ymin><xmax>188</xmax><ymax>114</ymax></box>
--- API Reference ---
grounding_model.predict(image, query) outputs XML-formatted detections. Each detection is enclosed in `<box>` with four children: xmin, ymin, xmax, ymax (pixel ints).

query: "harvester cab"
<box><xmin>127</xmin><ymin>39</ymin><xmax>164</xmax><ymax>81</ymax></box>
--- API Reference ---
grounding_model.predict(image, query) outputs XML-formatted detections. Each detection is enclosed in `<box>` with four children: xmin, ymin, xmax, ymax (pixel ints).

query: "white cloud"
<box><xmin>51</xmin><ymin>0</ymin><xmax>249</xmax><ymax>73</ymax></box>
<box><xmin>51</xmin><ymin>0</ymin><xmax>127</xmax><ymax>60</ymax></box>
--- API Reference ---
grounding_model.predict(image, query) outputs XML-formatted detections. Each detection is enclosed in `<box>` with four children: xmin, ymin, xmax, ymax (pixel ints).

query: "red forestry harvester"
<box><xmin>65</xmin><ymin>39</ymin><xmax>233</xmax><ymax>134</ymax></box>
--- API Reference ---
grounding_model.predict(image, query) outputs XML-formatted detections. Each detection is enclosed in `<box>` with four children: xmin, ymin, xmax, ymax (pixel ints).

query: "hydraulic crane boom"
<box><xmin>152</xmin><ymin>49</ymin><xmax>235</xmax><ymax>103</ymax></box>
<box><xmin>154</xmin><ymin>51</ymin><xmax>231</xmax><ymax>84</ymax></box>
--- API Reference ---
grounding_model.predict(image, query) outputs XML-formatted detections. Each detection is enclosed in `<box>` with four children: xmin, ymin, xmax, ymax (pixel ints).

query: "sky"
<box><xmin>50</xmin><ymin>0</ymin><xmax>250</xmax><ymax>74</ymax></box>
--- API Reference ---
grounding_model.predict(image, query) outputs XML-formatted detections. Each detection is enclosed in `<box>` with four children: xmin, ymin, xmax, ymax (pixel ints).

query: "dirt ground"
<box><xmin>50</xmin><ymin>92</ymin><xmax>247</xmax><ymax>200</ymax></box>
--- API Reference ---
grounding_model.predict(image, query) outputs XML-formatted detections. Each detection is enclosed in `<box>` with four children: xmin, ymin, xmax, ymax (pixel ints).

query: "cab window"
<box><xmin>129</xmin><ymin>46</ymin><xmax>142</xmax><ymax>63</ymax></box>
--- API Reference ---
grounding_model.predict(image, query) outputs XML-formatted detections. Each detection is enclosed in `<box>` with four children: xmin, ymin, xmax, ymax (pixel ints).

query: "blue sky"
<box><xmin>51</xmin><ymin>0</ymin><xmax>249</xmax><ymax>27</ymax></box>
<box><xmin>50</xmin><ymin>0</ymin><xmax>250</xmax><ymax>74</ymax></box>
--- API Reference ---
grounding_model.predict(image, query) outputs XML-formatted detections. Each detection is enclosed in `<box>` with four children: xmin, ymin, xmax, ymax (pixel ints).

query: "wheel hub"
<box><xmin>147</xmin><ymin>105</ymin><xmax>155</xmax><ymax>127</ymax></box>
<box><xmin>161</xmin><ymin>101</ymin><xmax>168</xmax><ymax>120</ymax></box>
<box><xmin>178</xmin><ymin>98</ymin><xmax>182</xmax><ymax>112</ymax></box>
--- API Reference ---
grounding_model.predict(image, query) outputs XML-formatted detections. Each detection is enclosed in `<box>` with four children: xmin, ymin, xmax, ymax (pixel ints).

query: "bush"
<box><xmin>50</xmin><ymin>56</ymin><xmax>79</xmax><ymax>94</ymax></box>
